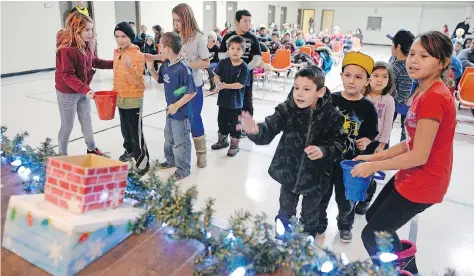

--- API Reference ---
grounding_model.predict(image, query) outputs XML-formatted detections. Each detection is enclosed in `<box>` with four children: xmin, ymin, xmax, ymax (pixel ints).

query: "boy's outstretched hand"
<box><xmin>305</xmin><ymin>146</ymin><xmax>324</xmax><ymax>160</ymax></box>
<box><xmin>237</xmin><ymin>112</ymin><xmax>259</xmax><ymax>135</ymax></box>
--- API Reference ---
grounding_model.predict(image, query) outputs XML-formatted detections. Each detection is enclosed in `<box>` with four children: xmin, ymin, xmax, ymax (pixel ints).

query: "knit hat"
<box><xmin>114</xmin><ymin>22</ymin><xmax>135</xmax><ymax>41</ymax></box>
<box><xmin>342</xmin><ymin>52</ymin><xmax>375</xmax><ymax>75</ymax></box>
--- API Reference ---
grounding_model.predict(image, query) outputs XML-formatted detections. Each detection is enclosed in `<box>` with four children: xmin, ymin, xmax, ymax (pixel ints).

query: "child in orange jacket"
<box><xmin>113</xmin><ymin>22</ymin><xmax>150</xmax><ymax>176</ymax></box>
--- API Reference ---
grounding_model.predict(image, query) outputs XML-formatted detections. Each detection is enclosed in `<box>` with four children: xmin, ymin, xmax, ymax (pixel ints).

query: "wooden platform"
<box><xmin>1</xmin><ymin>166</ymin><xmax>289</xmax><ymax>276</ymax></box>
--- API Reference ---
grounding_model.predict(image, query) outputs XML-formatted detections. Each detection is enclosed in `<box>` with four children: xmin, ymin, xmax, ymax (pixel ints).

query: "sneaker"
<box><xmin>169</xmin><ymin>171</ymin><xmax>188</xmax><ymax>182</ymax></box>
<box><xmin>158</xmin><ymin>161</ymin><xmax>175</xmax><ymax>169</ymax></box>
<box><xmin>136</xmin><ymin>163</ymin><xmax>150</xmax><ymax>177</ymax></box>
<box><xmin>211</xmin><ymin>133</ymin><xmax>229</xmax><ymax>150</ymax></box>
<box><xmin>355</xmin><ymin>201</ymin><xmax>371</xmax><ymax>215</ymax></box>
<box><xmin>119</xmin><ymin>151</ymin><xmax>133</xmax><ymax>162</ymax></box>
<box><xmin>87</xmin><ymin>148</ymin><xmax>104</xmax><ymax>156</ymax></box>
<box><xmin>340</xmin><ymin>230</ymin><xmax>352</xmax><ymax>243</ymax></box>
<box><xmin>227</xmin><ymin>138</ymin><xmax>240</xmax><ymax>157</ymax></box>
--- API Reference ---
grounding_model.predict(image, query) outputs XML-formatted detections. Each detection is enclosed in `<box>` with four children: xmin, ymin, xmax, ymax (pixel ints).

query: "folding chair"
<box><xmin>271</xmin><ymin>49</ymin><xmax>292</xmax><ymax>93</ymax></box>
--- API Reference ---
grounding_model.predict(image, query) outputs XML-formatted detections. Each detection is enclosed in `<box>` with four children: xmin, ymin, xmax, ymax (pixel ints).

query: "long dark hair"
<box><xmin>364</xmin><ymin>61</ymin><xmax>396</xmax><ymax>97</ymax></box>
<box><xmin>417</xmin><ymin>31</ymin><xmax>454</xmax><ymax>88</ymax></box>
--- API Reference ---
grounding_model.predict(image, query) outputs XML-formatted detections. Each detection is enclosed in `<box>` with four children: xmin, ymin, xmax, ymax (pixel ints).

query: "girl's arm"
<box><xmin>189</xmin><ymin>58</ymin><xmax>210</xmax><ymax>70</ymax></box>
<box><xmin>377</xmin><ymin>96</ymin><xmax>396</xmax><ymax>147</ymax></box>
<box><xmin>371</xmin><ymin>119</ymin><xmax>439</xmax><ymax>171</ymax></box>
<box><xmin>92</xmin><ymin>56</ymin><xmax>113</xmax><ymax>69</ymax></box>
<box><xmin>356</xmin><ymin>141</ymin><xmax>408</xmax><ymax>162</ymax></box>
<box><xmin>189</xmin><ymin>34</ymin><xmax>212</xmax><ymax>69</ymax></box>
<box><xmin>59</xmin><ymin>49</ymin><xmax>91</xmax><ymax>94</ymax></box>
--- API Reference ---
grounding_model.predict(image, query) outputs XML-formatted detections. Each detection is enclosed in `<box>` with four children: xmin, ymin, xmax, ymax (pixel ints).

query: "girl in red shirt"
<box><xmin>351</xmin><ymin>31</ymin><xmax>456</xmax><ymax>273</ymax></box>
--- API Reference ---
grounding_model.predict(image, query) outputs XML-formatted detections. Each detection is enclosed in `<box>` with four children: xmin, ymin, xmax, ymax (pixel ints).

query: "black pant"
<box><xmin>118</xmin><ymin>108</ymin><xmax>150</xmax><ymax>170</ymax></box>
<box><xmin>243</xmin><ymin>72</ymin><xmax>254</xmax><ymax>115</ymax></box>
<box><xmin>362</xmin><ymin>177</ymin><xmax>432</xmax><ymax>266</ymax></box>
<box><xmin>278</xmin><ymin>185</ymin><xmax>324</xmax><ymax>235</ymax></box>
<box><xmin>393</xmin><ymin>112</ymin><xmax>407</xmax><ymax>141</ymax></box>
<box><xmin>319</xmin><ymin>163</ymin><xmax>355</xmax><ymax>232</ymax></box>
<box><xmin>218</xmin><ymin>107</ymin><xmax>242</xmax><ymax>139</ymax></box>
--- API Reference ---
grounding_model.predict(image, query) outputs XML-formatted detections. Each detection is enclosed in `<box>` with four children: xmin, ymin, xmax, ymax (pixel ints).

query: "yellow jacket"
<box><xmin>113</xmin><ymin>45</ymin><xmax>145</xmax><ymax>98</ymax></box>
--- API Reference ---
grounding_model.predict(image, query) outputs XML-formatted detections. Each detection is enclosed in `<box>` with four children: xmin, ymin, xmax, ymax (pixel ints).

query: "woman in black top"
<box><xmin>207</xmin><ymin>32</ymin><xmax>220</xmax><ymax>91</ymax></box>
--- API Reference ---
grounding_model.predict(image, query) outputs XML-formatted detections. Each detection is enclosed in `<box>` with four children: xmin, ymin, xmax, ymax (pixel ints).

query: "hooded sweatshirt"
<box><xmin>248</xmin><ymin>88</ymin><xmax>346</xmax><ymax>194</ymax></box>
<box><xmin>55</xmin><ymin>31</ymin><xmax>113</xmax><ymax>94</ymax></box>
<box><xmin>113</xmin><ymin>44</ymin><xmax>145</xmax><ymax>108</ymax></box>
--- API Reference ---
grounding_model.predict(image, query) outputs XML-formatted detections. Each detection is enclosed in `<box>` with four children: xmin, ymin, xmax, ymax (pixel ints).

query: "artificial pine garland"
<box><xmin>1</xmin><ymin>126</ymin><xmax>458</xmax><ymax>276</ymax></box>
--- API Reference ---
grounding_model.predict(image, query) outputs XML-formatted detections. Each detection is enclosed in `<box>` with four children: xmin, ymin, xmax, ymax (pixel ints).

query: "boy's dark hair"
<box><xmin>271</xmin><ymin>32</ymin><xmax>280</xmax><ymax>38</ymax></box>
<box><xmin>418</xmin><ymin>31</ymin><xmax>454</xmax><ymax>88</ymax></box>
<box><xmin>128</xmin><ymin>21</ymin><xmax>135</xmax><ymax>25</ymax></box>
<box><xmin>363</xmin><ymin>61</ymin><xmax>396</xmax><ymax>97</ymax></box>
<box><xmin>226</xmin><ymin>35</ymin><xmax>246</xmax><ymax>50</ymax></box>
<box><xmin>391</xmin><ymin>30</ymin><xmax>415</xmax><ymax>56</ymax></box>
<box><xmin>161</xmin><ymin>32</ymin><xmax>182</xmax><ymax>54</ymax></box>
<box><xmin>236</xmin><ymin>10</ymin><xmax>252</xmax><ymax>22</ymax></box>
<box><xmin>295</xmin><ymin>65</ymin><xmax>325</xmax><ymax>90</ymax></box>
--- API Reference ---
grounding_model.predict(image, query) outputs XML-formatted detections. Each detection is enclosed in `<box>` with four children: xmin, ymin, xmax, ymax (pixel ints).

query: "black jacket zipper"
<box><xmin>293</xmin><ymin>108</ymin><xmax>314</xmax><ymax>193</ymax></box>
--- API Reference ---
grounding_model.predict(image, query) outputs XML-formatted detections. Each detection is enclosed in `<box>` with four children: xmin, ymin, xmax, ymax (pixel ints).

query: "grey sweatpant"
<box><xmin>56</xmin><ymin>91</ymin><xmax>96</xmax><ymax>155</ymax></box>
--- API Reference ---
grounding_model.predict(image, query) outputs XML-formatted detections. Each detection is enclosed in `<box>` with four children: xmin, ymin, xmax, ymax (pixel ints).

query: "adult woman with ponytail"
<box><xmin>172</xmin><ymin>3</ymin><xmax>210</xmax><ymax>168</ymax></box>
<box><xmin>351</xmin><ymin>31</ymin><xmax>456</xmax><ymax>274</ymax></box>
<box><xmin>55</xmin><ymin>12</ymin><xmax>113</xmax><ymax>156</ymax></box>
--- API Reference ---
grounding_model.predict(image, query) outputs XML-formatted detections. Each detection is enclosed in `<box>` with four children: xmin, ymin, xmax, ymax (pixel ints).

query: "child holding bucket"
<box><xmin>113</xmin><ymin>22</ymin><xmax>150</xmax><ymax>176</ymax></box>
<box><xmin>240</xmin><ymin>65</ymin><xmax>346</xmax><ymax>239</ymax></box>
<box><xmin>318</xmin><ymin>52</ymin><xmax>379</xmax><ymax>243</ymax></box>
<box><xmin>55</xmin><ymin>12</ymin><xmax>113</xmax><ymax>156</ymax></box>
<box><xmin>354</xmin><ymin>61</ymin><xmax>396</xmax><ymax>215</ymax></box>
<box><xmin>147</xmin><ymin>32</ymin><xmax>196</xmax><ymax>182</ymax></box>
<box><xmin>352</xmin><ymin>31</ymin><xmax>456</xmax><ymax>274</ymax></box>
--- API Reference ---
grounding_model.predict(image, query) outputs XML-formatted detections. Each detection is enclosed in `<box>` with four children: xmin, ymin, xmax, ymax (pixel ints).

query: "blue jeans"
<box><xmin>164</xmin><ymin>117</ymin><xmax>192</xmax><ymax>176</ymax></box>
<box><xmin>191</xmin><ymin>85</ymin><xmax>205</xmax><ymax>137</ymax></box>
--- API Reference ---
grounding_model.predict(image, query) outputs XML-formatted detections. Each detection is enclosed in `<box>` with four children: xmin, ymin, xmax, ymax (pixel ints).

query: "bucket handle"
<box><xmin>373</xmin><ymin>171</ymin><xmax>385</xmax><ymax>180</ymax></box>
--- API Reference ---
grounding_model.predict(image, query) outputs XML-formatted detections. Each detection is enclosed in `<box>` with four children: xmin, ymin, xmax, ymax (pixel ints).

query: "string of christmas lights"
<box><xmin>1</xmin><ymin>126</ymin><xmax>458</xmax><ymax>276</ymax></box>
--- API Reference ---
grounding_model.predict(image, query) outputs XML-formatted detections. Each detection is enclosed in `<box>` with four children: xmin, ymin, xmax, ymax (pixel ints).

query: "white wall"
<box><xmin>93</xmin><ymin>1</ymin><xmax>117</xmax><ymax>60</ymax></box>
<box><xmin>1</xmin><ymin>1</ymin><xmax>62</xmax><ymax>74</ymax></box>
<box><xmin>302</xmin><ymin>1</ymin><xmax>474</xmax><ymax>45</ymax></box>
<box><xmin>139</xmin><ymin>1</ymin><xmax>203</xmax><ymax>35</ymax></box>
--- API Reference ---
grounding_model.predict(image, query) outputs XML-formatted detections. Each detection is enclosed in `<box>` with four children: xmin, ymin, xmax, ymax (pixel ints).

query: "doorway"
<box><xmin>268</xmin><ymin>5</ymin><xmax>276</xmax><ymax>28</ymax></box>
<box><xmin>203</xmin><ymin>1</ymin><xmax>216</xmax><ymax>31</ymax></box>
<box><xmin>226</xmin><ymin>1</ymin><xmax>237</xmax><ymax>29</ymax></box>
<box><xmin>280</xmin><ymin>6</ymin><xmax>287</xmax><ymax>28</ymax></box>
<box><xmin>302</xmin><ymin>9</ymin><xmax>315</xmax><ymax>35</ymax></box>
<box><xmin>297</xmin><ymin>9</ymin><xmax>302</xmax><ymax>27</ymax></box>
<box><xmin>321</xmin><ymin>10</ymin><xmax>335</xmax><ymax>34</ymax></box>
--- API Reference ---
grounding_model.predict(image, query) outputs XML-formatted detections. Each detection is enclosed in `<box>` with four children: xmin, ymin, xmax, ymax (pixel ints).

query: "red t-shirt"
<box><xmin>395</xmin><ymin>81</ymin><xmax>456</xmax><ymax>204</ymax></box>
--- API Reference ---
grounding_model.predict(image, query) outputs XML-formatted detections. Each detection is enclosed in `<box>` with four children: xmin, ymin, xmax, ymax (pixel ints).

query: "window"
<box><xmin>367</xmin><ymin>16</ymin><xmax>382</xmax><ymax>31</ymax></box>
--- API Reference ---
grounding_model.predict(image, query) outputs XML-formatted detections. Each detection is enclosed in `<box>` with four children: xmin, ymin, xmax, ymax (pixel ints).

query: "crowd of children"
<box><xmin>56</xmin><ymin>8</ymin><xmax>458</xmax><ymax>275</ymax></box>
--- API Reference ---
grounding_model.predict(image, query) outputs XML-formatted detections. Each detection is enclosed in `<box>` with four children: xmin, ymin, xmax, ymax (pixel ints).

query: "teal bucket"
<box><xmin>340</xmin><ymin>160</ymin><xmax>385</xmax><ymax>201</ymax></box>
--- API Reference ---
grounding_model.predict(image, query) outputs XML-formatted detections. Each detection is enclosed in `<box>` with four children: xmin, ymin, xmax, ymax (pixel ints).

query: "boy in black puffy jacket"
<box><xmin>239</xmin><ymin>65</ymin><xmax>346</xmax><ymax>238</ymax></box>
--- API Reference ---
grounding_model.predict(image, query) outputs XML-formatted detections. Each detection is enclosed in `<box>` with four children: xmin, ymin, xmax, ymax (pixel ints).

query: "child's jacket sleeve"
<box><xmin>92</xmin><ymin>57</ymin><xmax>113</xmax><ymax>69</ymax></box>
<box><xmin>318</xmin><ymin>110</ymin><xmax>346</xmax><ymax>161</ymax></box>
<box><xmin>59</xmin><ymin>49</ymin><xmax>91</xmax><ymax>94</ymax></box>
<box><xmin>247</xmin><ymin>102</ymin><xmax>287</xmax><ymax>145</ymax></box>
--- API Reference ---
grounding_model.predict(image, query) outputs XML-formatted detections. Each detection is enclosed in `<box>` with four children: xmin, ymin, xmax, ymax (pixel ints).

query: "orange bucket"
<box><xmin>94</xmin><ymin>91</ymin><xmax>118</xmax><ymax>120</ymax></box>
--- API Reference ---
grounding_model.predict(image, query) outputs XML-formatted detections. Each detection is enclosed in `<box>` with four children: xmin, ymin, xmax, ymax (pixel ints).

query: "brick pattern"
<box><xmin>44</xmin><ymin>157</ymin><xmax>128</xmax><ymax>213</ymax></box>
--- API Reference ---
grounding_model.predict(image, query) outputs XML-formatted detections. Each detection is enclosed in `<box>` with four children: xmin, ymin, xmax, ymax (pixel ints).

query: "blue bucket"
<box><xmin>340</xmin><ymin>160</ymin><xmax>386</xmax><ymax>201</ymax></box>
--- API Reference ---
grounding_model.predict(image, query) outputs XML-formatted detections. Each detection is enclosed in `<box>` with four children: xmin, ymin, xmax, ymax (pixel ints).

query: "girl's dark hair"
<box><xmin>364</xmin><ymin>61</ymin><xmax>396</xmax><ymax>97</ymax></box>
<box><xmin>417</xmin><ymin>31</ymin><xmax>454</xmax><ymax>88</ymax></box>
<box><xmin>295</xmin><ymin>65</ymin><xmax>325</xmax><ymax>90</ymax></box>
<box><xmin>463</xmin><ymin>38</ymin><xmax>472</xmax><ymax>49</ymax></box>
